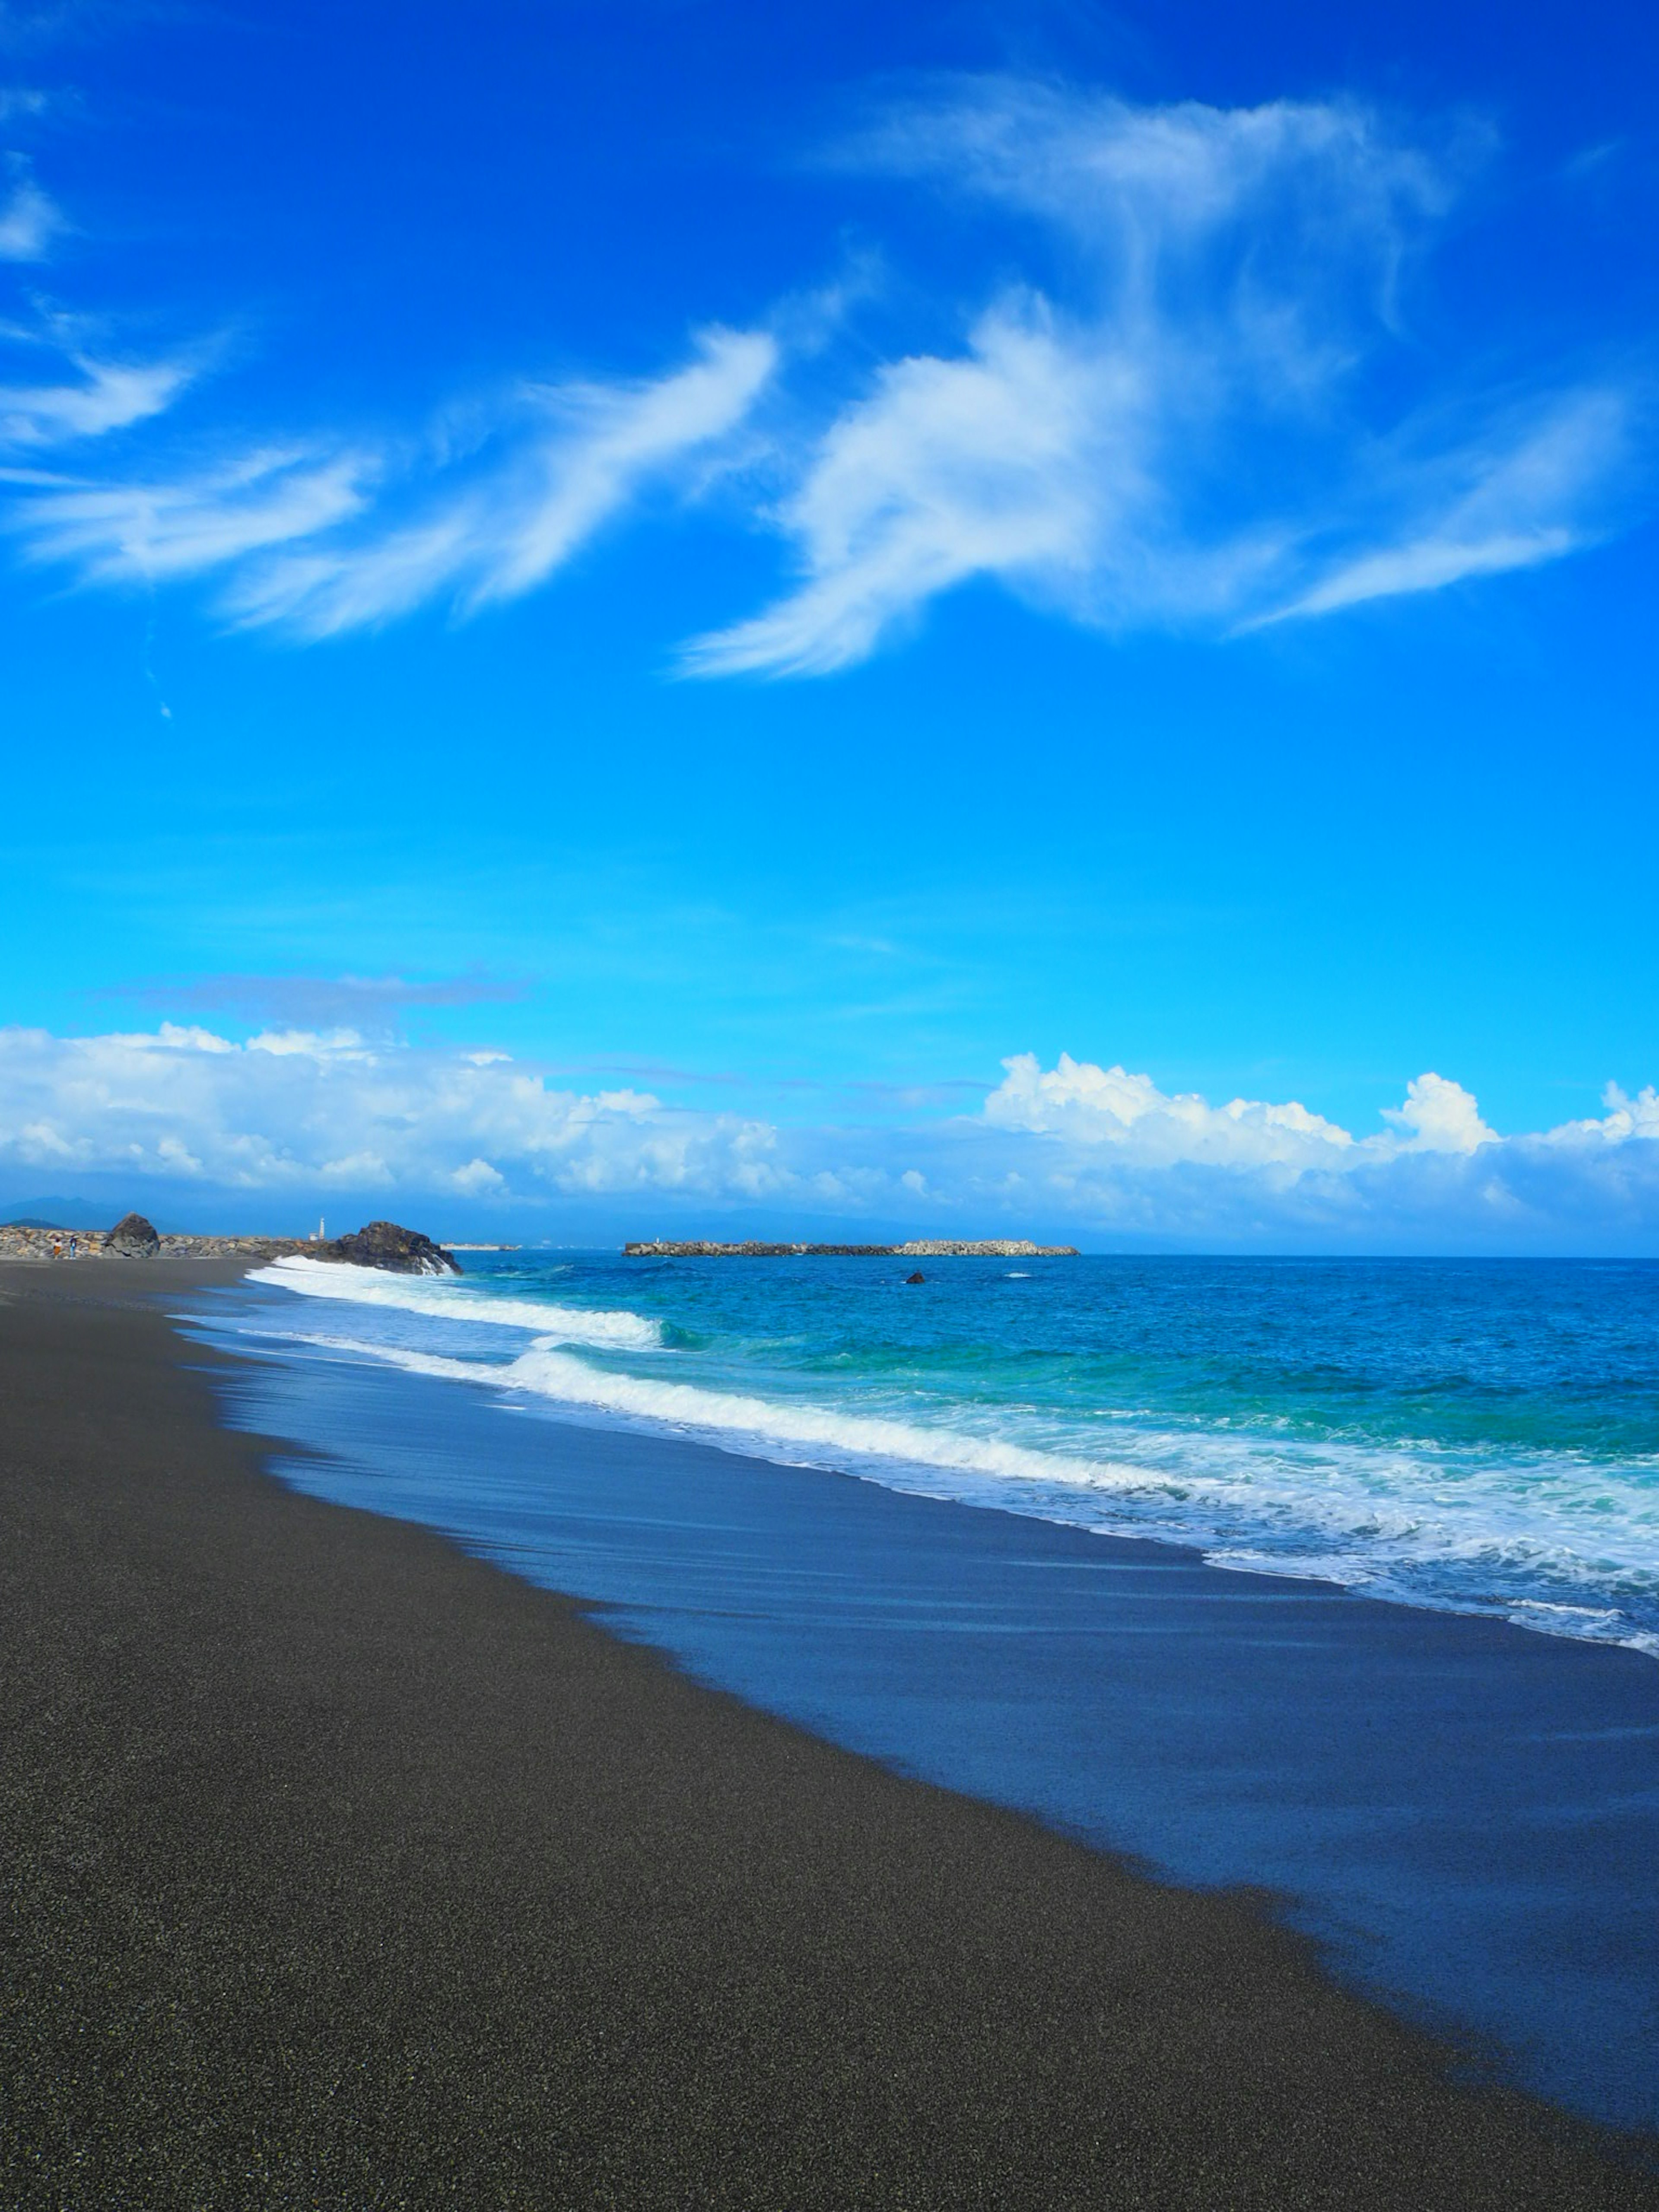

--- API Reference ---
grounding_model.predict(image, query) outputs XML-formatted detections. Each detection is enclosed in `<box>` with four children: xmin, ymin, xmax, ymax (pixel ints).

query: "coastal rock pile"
<box><xmin>149</xmin><ymin>1234</ymin><xmax>313</xmax><ymax>1259</ymax></box>
<box><xmin>623</xmin><ymin>1238</ymin><xmax>1080</xmax><ymax>1259</ymax></box>
<box><xmin>0</xmin><ymin>1224</ymin><xmax>92</xmax><ymax>1261</ymax></box>
<box><xmin>0</xmin><ymin>1220</ymin><xmax>317</xmax><ymax>1263</ymax></box>
<box><xmin>105</xmin><ymin>1213</ymin><xmax>161</xmax><ymax>1258</ymax></box>
<box><xmin>316</xmin><ymin>1220</ymin><xmax>460</xmax><ymax>1276</ymax></box>
<box><xmin>0</xmin><ymin>1214</ymin><xmax>457</xmax><ymax>1270</ymax></box>
<box><xmin>896</xmin><ymin>1240</ymin><xmax>1078</xmax><ymax>1259</ymax></box>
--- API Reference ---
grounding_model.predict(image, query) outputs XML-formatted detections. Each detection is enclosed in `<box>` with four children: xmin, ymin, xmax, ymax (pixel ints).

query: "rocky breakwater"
<box><xmin>1</xmin><ymin>1214</ymin><xmax>459</xmax><ymax>1271</ymax></box>
<box><xmin>0</xmin><ymin>1212</ymin><xmax>315</xmax><ymax>1263</ymax></box>
<box><xmin>623</xmin><ymin>1239</ymin><xmax>1080</xmax><ymax>1258</ymax></box>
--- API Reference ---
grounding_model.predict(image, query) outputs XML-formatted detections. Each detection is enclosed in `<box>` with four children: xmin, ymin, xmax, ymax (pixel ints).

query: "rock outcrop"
<box><xmin>105</xmin><ymin>1212</ymin><xmax>161</xmax><ymax>1258</ymax></box>
<box><xmin>316</xmin><ymin>1221</ymin><xmax>460</xmax><ymax>1276</ymax></box>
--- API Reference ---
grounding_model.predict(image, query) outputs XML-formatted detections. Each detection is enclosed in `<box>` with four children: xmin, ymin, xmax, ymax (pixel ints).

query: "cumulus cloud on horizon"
<box><xmin>983</xmin><ymin>1053</ymin><xmax>1504</xmax><ymax>1166</ymax></box>
<box><xmin>0</xmin><ymin>1022</ymin><xmax>788</xmax><ymax>1202</ymax></box>
<box><xmin>3</xmin><ymin>1025</ymin><xmax>1656</xmax><ymax>1250</ymax></box>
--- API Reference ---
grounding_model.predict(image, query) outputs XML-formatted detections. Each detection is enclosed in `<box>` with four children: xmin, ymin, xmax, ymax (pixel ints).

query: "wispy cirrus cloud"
<box><xmin>225</xmin><ymin>324</ymin><xmax>778</xmax><ymax>635</ymax></box>
<box><xmin>1255</xmin><ymin>386</ymin><xmax>1631</xmax><ymax>624</ymax></box>
<box><xmin>690</xmin><ymin>79</ymin><xmax>1632</xmax><ymax>674</ymax></box>
<box><xmin>0</xmin><ymin>156</ymin><xmax>60</xmax><ymax>257</ymax></box>
<box><xmin>0</xmin><ymin>76</ymin><xmax>1644</xmax><ymax>671</ymax></box>
<box><xmin>6</xmin><ymin>324</ymin><xmax>779</xmax><ymax>627</ymax></box>
<box><xmin>11</xmin><ymin>445</ymin><xmax>370</xmax><ymax>579</ymax></box>
<box><xmin>686</xmin><ymin>298</ymin><xmax>1126</xmax><ymax>675</ymax></box>
<box><xmin>0</xmin><ymin>347</ymin><xmax>200</xmax><ymax>445</ymax></box>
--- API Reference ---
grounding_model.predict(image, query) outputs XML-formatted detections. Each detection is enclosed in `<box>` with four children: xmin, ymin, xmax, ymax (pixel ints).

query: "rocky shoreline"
<box><xmin>0</xmin><ymin>1223</ymin><xmax>312</xmax><ymax>1264</ymax></box>
<box><xmin>623</xmin><ymin>1239</ymin><xmax>1080</xmax><ymax>1258</ymax></box>
<box><xmin>0</xmin><ymin>1215</ymin><xmax>459</xmax><ymax>1275</ymax></box>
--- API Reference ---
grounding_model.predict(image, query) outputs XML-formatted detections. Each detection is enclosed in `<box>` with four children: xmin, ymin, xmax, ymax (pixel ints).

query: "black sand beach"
<box><xmin>3</xmin><ymin>1261</ymin><xmax>1656</xmax><ymax>2209</ymax></box>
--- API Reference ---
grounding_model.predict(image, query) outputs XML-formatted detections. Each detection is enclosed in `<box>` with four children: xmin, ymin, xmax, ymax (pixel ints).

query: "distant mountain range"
<box><xmin>1</xmin><ymin>1198</ymin><xmax>121</xmax><ymax>1231</ymax></box>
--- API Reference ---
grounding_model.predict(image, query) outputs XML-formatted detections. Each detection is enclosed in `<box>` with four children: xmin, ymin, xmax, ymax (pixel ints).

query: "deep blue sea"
<box><xmin>185</xmin><ymin>1252</ymin><xmax>1659</xmax><ymax>2135</ymax></box>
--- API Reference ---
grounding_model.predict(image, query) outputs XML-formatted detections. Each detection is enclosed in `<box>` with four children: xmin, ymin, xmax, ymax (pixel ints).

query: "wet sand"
<box><xmin>3</xmin><ymin>1259</ymin><xmax>1656</xmax><ymax>2208</ymax></box>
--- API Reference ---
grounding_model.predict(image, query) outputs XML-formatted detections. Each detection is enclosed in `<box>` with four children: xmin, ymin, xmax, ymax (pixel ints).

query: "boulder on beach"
<box><xmin>105</xmin><ymin>1212</ymin><xmax>160</xmax><ymax>1258</ymax></box>
<box><xmin>317</xmin><ymin>1220</ymin><xmax>460</xmax><ymax>1276</ymax></box>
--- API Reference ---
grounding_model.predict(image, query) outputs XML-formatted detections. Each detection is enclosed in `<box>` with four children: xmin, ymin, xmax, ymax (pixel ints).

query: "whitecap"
<box><xmin>249</xmin><ymin>1254</ymin><xmax>662</xmax><ymax>1350</ymax></box>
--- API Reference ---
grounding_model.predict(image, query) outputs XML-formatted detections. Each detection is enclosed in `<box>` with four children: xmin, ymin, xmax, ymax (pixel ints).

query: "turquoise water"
<box><xmin>186</xmin><ymin>1252</ymin><xmax>1659</xmax><ymax>2131</ymax></box>
<box><xmin>243</xmin><ymin>1251</ymin><xmax>1659</xmax><ymax>1656</ymax></box>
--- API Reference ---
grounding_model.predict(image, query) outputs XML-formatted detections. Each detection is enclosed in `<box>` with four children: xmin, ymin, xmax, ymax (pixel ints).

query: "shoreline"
<box><xmin>3</xmin><ymin>1258</ymin><xmax>1656</xmax><ymax>2206</ymax></box>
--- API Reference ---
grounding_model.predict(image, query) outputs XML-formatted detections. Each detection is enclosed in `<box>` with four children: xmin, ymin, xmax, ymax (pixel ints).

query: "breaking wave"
<box><xmin>260</xmin><ymin>1303</ymin><xmax>1659</xmax><ymax>1661</ymax></box>
<box><xmin>251</xmin><ymin>1254</ymin><xmax>663</xmax><ymax>1351</ymax></box>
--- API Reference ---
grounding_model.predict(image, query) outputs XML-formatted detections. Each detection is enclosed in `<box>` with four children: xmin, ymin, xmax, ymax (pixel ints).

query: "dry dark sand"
<box><xmin>3</xmin><ymin>1260</ymin><xmax>1656</xmax><ymax>2210</ymax></box>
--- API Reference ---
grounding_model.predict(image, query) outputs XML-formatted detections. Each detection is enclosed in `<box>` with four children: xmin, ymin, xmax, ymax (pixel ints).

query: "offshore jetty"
<box><xmin>624</xmin><ymin>1239</ymin><xmax>1079</xmax><ymax>1258</ymax></box>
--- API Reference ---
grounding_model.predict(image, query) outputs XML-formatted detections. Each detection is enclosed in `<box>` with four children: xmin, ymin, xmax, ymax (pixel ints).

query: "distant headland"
<box><xmin>623</xmin><ymin>1239</ymin><xmax>1079</xmax><ymax>1258</ymax></box>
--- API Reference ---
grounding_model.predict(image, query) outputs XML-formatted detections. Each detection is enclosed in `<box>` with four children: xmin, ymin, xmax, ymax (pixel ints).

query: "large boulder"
<box><xmin>105</xmin><ymin>1212</ymin><xmax>161</xmax><ymax>1258</ymax></box>
<box><xmin>317</xmin><ymin>1220</ymin><xmax>460</xmax><ymax>1276</ymax></box>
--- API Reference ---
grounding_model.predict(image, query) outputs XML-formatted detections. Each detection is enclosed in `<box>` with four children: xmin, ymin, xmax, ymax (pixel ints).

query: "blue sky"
<box><xmin>1</xmin><ymin>0</ymin><xmax>1656</xmax><ymax>1248</ymax></box>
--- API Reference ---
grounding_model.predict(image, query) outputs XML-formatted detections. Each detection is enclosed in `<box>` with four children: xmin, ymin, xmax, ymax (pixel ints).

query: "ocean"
<box><xmin>184</xmin><ymin>1250</ymin><xmax>1659</xmax><ymax>2133</ymax></box>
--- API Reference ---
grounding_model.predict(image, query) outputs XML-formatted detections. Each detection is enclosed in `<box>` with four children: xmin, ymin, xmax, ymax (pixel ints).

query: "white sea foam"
<box><xmin>250</xmin><ymin>1255</ymin><xmax>662</xmax><ymax>1350</ymax></box>
<box><xmin>239</xmin><ymin>1312</ymin><xmax>1659</xmax><ymax>1657</ymax></box>
<box><xmin>232</xmin><ymin>1262</ymin><xmax>1659</xmax><ymax>1660</ymax></box>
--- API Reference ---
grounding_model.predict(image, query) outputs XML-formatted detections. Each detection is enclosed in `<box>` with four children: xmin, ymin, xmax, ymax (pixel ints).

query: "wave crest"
<box><xmin>250</xmin><ymin>1255</ymin><xmax>662</xmax><ymax>1350</ymax></box>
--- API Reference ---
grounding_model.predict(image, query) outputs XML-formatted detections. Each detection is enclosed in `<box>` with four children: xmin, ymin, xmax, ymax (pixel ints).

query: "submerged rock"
<box><xmin>317</xmin><ymin>1220</ymin><xmax>460</xmax><ymax>1276</ymax></box>
<box><xmin>105</xmin><ymin>1212</ymin><xmax>160</xmax><ymax>1258</ymax></box>
<box><xmin>906</xmin><ymin>1271</ymin><xmax>926</xmax><ymax>1284</ymax></box>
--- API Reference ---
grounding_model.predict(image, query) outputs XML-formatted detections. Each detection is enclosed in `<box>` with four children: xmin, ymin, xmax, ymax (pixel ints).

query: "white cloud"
<box><xmin>1540</xmin><ymin>1082</ymin><xmax>1659</xmax><ymax>1147</ymax></box>
<box><xmin>984</xmin><ymin>1051</ymin><xmax>1359</xmax><ymax>1169</ymax></box>
<box><xmin>11</xmin><ymin>446</ymin><xmax>369</xmax><ymax>579</ymax></box>
<box><xmin>9</xmin><ymin>327</ymin><xmax>778</xmax><ymax>630</ymax></box>
<box><xmin>690</xmin><ymin>80</ymin><xmax>1628</xmax><ymax>674</ymax></box>
<box><xmin>451</xmin><ymin>1155</ymin><xmax>505</xmax><ymax>1194</ymax></box>
<box><xmin>0</xmin><ymin>78</ymin><xmax>1642</xmax><ymax>665</ymax></box>
<box><xmin>0</xmin><ymin>351</ymin><xmax>198</xmax><ymax>446</ymax></box>
<box><xmin>844</xmin><ymin>78</ymin><xmax>1451</xmax><ymax>278</ymax></box>
<box><xmin>3</xmin><ymin>1026</ymin><xmax>1656</xmax><ymax>1250</ymax></box>
<box><xmin>984</xmin><ymin>1053</ymin><xmax>1511</xmax><ymax>1168</ymax></box>
<box><xmin>688</xmin><ymin>299</ymin><xmax>1135</xmax><ymax>675</ymax></box>
<box><xmin>0</xmin><ymin>1023</ymin><xmax>789</xmax><ymax>1200</ymax></box>
<box><xmin>0</xmin><ymin>165</ymin><xmax>62</xmax><ymax>260</ymax></box>
<box><xmin>966</xmin><ymin>1052</ymin><xmax>1659</xmax><ymax>1246</ymax></box>
<box><xmin>1379</xmin><ymin>1071</ymin><xmax>1496</xmax><ymax>1154</ymax></box>
<box><xmin>1258</xmin><ymin>389</ymin><xmax>1630</xmax><ymax>624</ymax></box>
<box><xmin>246</xmin><ymin>1026</ymin><xmax>368</xmax><ymax>1057</ymax></box>
<box><xmin>225</xmin><ymin>326</ymin><xmax>778</xmax><ymax>634</ymax></box>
